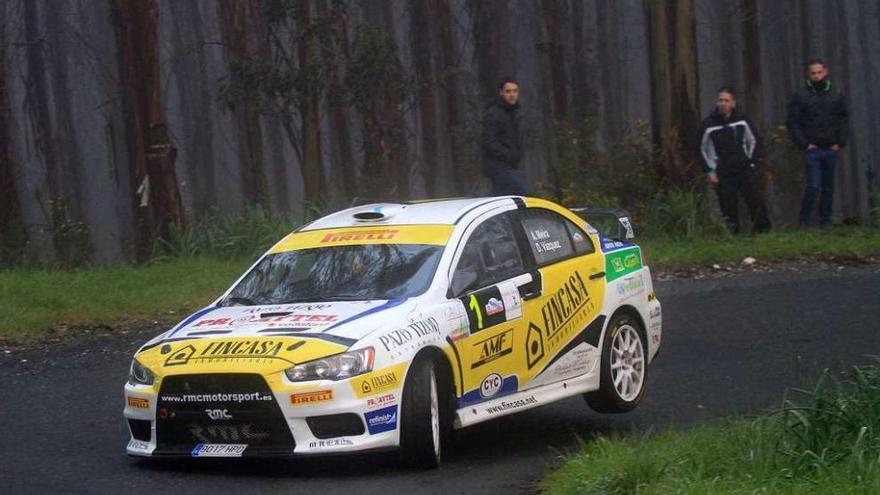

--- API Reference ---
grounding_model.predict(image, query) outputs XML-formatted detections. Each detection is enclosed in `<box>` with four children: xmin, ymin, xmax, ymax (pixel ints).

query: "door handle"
<box><xmin>518</xmin><ymin>270</ymin><xmax>542</xmax><ymax>300</ymax></box>
<box><xmin>519</xmin><ymin>283</ymin><xmax>541</xmax><ymax>300</ymax></box>
<box><xmin>589</xmin><ymin>271</ymin><xmax>606</xmax><ymax>280</ymax></box>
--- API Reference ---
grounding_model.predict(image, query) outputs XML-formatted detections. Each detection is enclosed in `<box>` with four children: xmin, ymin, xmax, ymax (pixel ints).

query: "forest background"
<box><xmin>1</xmin><ymin>0</ymin><xmax>879</xmax><ymax>267</ymax></box>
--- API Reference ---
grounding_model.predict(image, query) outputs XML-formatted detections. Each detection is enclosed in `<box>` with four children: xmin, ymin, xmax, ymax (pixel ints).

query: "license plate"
<box><xmin>191</xmin><ymin>443</ymin><xmax>247</xmax><ymax>457</ymax></box>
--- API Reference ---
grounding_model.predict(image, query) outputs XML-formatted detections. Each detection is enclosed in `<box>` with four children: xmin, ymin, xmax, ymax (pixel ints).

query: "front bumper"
<box><xmin>124</xmin><ymin>372</ymin><xmax>402</xmax><ymax>458</ymax></box>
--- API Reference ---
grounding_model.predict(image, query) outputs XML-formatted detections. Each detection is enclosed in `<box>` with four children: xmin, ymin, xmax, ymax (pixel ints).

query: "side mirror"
<box><xmin>451</xmin><ymin>268</ymin><xmax>478</xmax><ymax>297</ymax></box>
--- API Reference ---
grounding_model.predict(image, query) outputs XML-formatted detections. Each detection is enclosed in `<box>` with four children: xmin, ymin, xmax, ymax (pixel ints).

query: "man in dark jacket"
<box><xmin>787</xmin><ymin>59</ymin><xmax>849</xmax><ymax>228</ymax></box>
<box><xmin>699</xmin><ymin>87</ymin><xmax>771</xmax><ymax>234</ymax></box>
<box><xmin>482</xmin><ymin>77</ymin><xmax>534</xmax><ymax>196</ymax></box>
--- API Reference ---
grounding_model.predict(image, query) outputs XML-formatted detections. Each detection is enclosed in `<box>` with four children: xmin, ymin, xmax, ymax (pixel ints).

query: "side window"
<box><xmin>566</xmin><ymin>219</ymin><xmax>595</xmax><ymax>255</ymax></box>
<box><xmin>522</xmin><ymin>209</ymin><xmax>593</xmax><ymax>265</ymax></box>
<box><xmin>451</xmin><ymin>213</ymin><xmax>525</xmax><ymax>295</ymax></box>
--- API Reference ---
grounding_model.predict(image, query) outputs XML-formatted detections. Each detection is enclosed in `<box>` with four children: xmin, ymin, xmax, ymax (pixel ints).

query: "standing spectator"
<box><xmin>482</xmin><ymin>77</ymin><xmax>534</xmax><ymax>196</ymax></box>
<box><xmin>699</xmin><ymin>87</ymin><xmax>771</xmax><ymax>234</ymax></box>
<box><xmin>787</xmin><ymin>59</ymin><xmax>849</xmax><ymax>229</ymax></box>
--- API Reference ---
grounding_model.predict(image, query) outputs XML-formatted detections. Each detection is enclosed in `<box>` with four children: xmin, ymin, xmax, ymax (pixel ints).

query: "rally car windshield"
<box><xmin>221</xmin><ymin>244</ymin><xmax>444</xmax><ymax>305</ymax></box>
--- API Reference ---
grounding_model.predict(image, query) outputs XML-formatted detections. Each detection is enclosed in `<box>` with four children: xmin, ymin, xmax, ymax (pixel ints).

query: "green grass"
<box><xmin>543</xmin><ymin>363</ymin><xmax>880</xmax><ymax>494</ymax></box>
<box><xmin>0</xmin><ymin>257</ymin><xmax>250</xmax><ymax>341</ymax></box>
<box><xmin>0</xmin><ymin>227</ymin><xmax>877</xmax><ymax>341</ymax></box>
<box><xmin>642</xmin><ymin>226</ymin><xmax>880</xmax><ymax>267</ymax></box>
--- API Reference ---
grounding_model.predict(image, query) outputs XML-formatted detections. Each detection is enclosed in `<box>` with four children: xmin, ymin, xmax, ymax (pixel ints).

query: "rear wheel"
<box><xmin>399</xmin><ymin>358</ymin><xmax>442</xmax><ymax>468</ymax></box>
<box><xmin>585</xmin><ymin>313</ymin><xmax>647</xmax><ymax>413</ymax></box>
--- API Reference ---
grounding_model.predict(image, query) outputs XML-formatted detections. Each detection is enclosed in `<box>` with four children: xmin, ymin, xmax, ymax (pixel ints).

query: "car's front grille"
<box><xmin>155</xmin><ymin>374</ymin><xmax>294</xmax><ymax>456</ymax></box>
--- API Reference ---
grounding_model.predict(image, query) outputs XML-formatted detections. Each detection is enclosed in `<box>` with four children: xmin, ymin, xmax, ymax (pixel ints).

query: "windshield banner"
<box><xmin>271</xmin><ymin>225</ymin><xmax>454</xmax><ymax>252</ymax></box>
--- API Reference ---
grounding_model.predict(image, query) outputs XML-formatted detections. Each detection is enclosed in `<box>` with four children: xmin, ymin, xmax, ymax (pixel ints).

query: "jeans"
<box><xmin>799</xmin><ymin>148</ymin><xmax>837</xmax><ymax>227</ymax></box>
<box><xmin>485</xmin><ymin>164</ymin><xmax>535</xmax><ymax>196</ymax></box>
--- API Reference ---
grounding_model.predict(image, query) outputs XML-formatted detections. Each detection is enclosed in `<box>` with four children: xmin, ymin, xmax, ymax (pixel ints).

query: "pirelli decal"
<box><xmin>290</xmin><ymin>390</ymin><xmax>333</xmax><ymax>405</ymax></box>
<box><xmin>127</xmin><ymin>397</ymin><xmax>150</xmax><ymax>409</ymax></box>
<box><xmin>321</xmin><ymin>230</ymin><xmax>398</xmax><ymax>243</ymax></box>
<box><xmin>270</xmin><ymin>225</ymin><xmax>454</xmax><ymax>252</ymax></box>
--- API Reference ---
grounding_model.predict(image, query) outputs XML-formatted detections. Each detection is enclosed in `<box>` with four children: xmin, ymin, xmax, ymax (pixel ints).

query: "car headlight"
<box><xmin>285</xmin><ymin>347</ymin><xmax>375</xmax><ymax>382</ymax></box>
<box><xmin>129</xmin><ymin>359</ymin><xmax>155</xmax><ymax>386</ymax></box>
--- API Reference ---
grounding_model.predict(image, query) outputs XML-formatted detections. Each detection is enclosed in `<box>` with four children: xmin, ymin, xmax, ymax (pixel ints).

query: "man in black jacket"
<box><xmin>699</xmin><ymin>87</ymin><xmax>771</xmax><ymax>234</ymax></box>
<box><xmin>482</xmin><ymin>77</ymin><xmax>534</xmax><ymax>196</ymax></box>
<box><xmin>787</xmin><ymin>59</ymin><xmax>849</xmax><ymax>228</ymax></box>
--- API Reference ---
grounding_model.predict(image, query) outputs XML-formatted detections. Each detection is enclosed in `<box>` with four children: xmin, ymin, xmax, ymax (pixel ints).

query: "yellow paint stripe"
<box><xmin>270</xmin><ymin>225</ymin><xmax>454</xmax><ymax>253</ymax></box>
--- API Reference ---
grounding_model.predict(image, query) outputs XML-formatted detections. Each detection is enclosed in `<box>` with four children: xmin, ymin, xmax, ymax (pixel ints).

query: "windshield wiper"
<box><xmin>277</xmin><ymin>297</ymin><xmax>324</xmax><ymax>304</ymax></box>
<box><xmin>224</xmin><ymin>296</ymin><xmax>258</xmax><ymax>306</ymax></box>
<box><xmin>278</xmin><ymin>295</ymin><xmax>370</xmax><ymax>303</ymax></box>
<box><xmin>319</xmin><ymin>293</ymin><xmax>373</xmax><ymax>301</ymax></box>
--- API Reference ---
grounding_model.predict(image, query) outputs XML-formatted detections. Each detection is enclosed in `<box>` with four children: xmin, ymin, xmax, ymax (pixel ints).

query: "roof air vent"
<box><xmin>352</xmin><ymin>204</ymin><xmax>405</xmax><ymax>222</ymax></box>
<box><xmin>353</xmin><ymin>211</ymin><xmax>385</xmax><ymax>221</ymax></box>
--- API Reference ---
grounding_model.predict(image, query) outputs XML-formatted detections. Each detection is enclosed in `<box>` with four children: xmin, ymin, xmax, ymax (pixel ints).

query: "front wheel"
<box><xmin>585</xmin><ymin>313</ymin><xmax>647</xmax><ymax>413</ymax></box>
<box><xmin>399</xmin><ymin>358</ymin><xmax>442</xmax><ymax>468</ymax></box>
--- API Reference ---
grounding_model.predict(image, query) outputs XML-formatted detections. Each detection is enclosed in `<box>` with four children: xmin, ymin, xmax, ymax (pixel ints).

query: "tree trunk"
<box><xmin>23</xmin><ymin>0</ymin><xmax>61</xmax><ymax>262</ymax></box>
<box><xmin>317</xmin><ymin>0</ymin><xmax>356</xmax><ymax>201</ymax></box>
<box><xmin>411</xmin><ymin>0</ymin><xmax>439</xmax><ymax>197</ymax></box>
<box><xmin>540</xmin><ymin>0</ymin><xmax>568</xmax><ymax>123</ymax></box>
<box><xmin>296</xmin><ymin>1</ymin><xmax>324</xmax><ymax>209</ymax></box>
<box><xmin>645</xmin><ymin>0</ymin><xmax>701</xmax><ymax>186</ymax></box>
<box><xmin>741</xmin><ymin>0</ymin><xmax>764</xmax><ymax>131</ymax></box>
<box><xmin>111</xmin><ymin>0</ymin><xmax>185</xmax><ymax>262</ymax></box>
<box><xmin>570</xmin><ymin>0</ymin><xmax>595</xmax><ymax>134</ymax></box>
<box><xmin>0</xmin><ymin>40</ymin><xmax>24</xmax><ymax>261</ymax></box>
<box><xmin>379</xmin><ymin>3</ymin><xmax>410</xmax><ymax>200</ymax></box>
<box><xmin>434</xmin><ymin>0</ymin><xmax>464</xmax><ymax>195</ymax></box>
<box><xmin>219</xmin><ymin>0</ymin><xmax>270</xmax><ymax>210</ymax></box>
<box><xmin>473</xmin><ymin>1</ymin><xmax>505</xmax><ymax>102</ymax></box>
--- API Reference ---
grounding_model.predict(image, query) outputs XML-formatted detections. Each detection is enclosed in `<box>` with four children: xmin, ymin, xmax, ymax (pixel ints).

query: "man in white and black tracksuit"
<box><xmin>699</xmin><ymin>87</ymin><xmax>771</xmax><ymax>234</ymax></box>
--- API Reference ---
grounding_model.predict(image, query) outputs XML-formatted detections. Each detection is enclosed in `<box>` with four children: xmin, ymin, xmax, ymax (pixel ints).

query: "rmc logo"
<box><xmin>205</xmin><ymin>408</ymin><xmax>232</xmax><ymax>420</ymax></box>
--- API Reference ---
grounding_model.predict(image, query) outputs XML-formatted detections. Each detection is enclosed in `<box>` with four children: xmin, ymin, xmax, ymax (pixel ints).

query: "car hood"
<box><xmin>134</xmin><ymin>299</ymin><xmax>416</xmax><ymax>375</ymax></box>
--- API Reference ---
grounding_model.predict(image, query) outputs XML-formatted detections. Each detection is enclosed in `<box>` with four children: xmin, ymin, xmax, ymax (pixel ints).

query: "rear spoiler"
<box><xmin>569</xmin><ymin>207</ymin><xmax>635</xmax><ymax>241</ymax></box>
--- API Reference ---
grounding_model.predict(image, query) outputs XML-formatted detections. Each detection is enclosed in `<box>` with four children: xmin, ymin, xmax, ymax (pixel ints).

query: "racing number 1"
<box><xmin>468</xmin><ymin>294</ymin><xmax>484</xmax><ymax>330</ymax></box>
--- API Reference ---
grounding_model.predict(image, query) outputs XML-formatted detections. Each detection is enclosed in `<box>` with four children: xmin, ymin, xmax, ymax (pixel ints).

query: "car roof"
<box><xmin>299</xmin><ymin>197</ymin><xmax>519</xmax><ymax>230</ymax></box>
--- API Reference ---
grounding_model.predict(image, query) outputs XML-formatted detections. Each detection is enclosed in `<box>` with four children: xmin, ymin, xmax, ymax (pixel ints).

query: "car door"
<box><xmin>515</xmin><ymin>207</ymin><xmax>607</xmax><ymax>390</ymax></box>
<box><xmin>448</xmin><ymin>211</ymin><xmax>534</xmax><ymax>407</ymax></box>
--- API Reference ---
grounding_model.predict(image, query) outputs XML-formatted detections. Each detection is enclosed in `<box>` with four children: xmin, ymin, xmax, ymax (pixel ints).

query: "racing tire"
<box><xmin>585</xmin><ymin>313</ymin><xmax>647</xmax><ymax>413</ymax></box>
<box><xmin>399</xmin><ymin>358</ymin><xmax>442</xmax><ymax>469</ymax></box>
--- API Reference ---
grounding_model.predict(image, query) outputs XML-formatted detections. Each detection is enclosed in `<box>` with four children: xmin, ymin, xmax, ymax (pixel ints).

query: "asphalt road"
<box><xmin>2</xmin><ymin>266</ymin><xmax>879</xmax><ymax>495</ymax></box>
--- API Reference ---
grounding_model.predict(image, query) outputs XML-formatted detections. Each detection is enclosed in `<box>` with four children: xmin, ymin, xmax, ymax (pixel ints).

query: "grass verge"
<box><xmin>542</xmin><ymin>362</ymin><xmax>880</xmax><ymax>494</ymax></box>
<box><xmin>0</xmin><ymin>257</ymin><xmax>250</xmax><ymax>341</ymax></box>
<box><xmin>0</xmin><ymin>227</ymin><xmax>877</xmax><ymax>341</ymax></box>
<box><xmin>642</xmin><ymin>226</ymin><xmax>880</xmax><ymax>267</ymax></box>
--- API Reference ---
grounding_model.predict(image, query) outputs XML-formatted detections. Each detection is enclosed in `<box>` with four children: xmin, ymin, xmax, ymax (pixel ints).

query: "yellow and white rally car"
<box><xmin>124</xmin><ymin>197</ymin><xmax>661</xmax><ymax>467</ymax></box>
